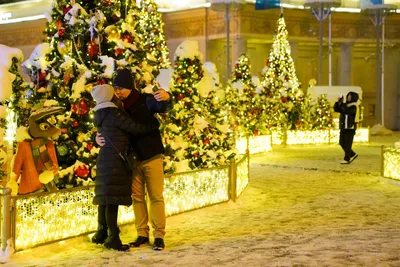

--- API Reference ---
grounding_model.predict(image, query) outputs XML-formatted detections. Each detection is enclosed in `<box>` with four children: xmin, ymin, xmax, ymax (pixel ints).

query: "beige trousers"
<box><xmin>131</xmin><ymin>154</ymin><xmax>166</xmax><ymax>238</ymax></box>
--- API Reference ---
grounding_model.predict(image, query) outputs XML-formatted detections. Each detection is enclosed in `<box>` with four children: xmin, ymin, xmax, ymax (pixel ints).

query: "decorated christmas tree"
<box><xmin>226</xmin><ymin>53</ymin><xmax>264</xmax><ymax>137</ymax></box>
<box><xmin>22</xmin><ymin>0</ymin><xmax>159</xmax><ymax>188</ymax></box>
<box><xmin>311</xmin><ymin>94</ymin><xmax>334</xmax><ymax>130</ymax></box>
<box><xmin>260</xmin><ymin>14</ymin><xmax>303</xmax><ymax>130</ymax></box>
<box><xmin>139</xmin><ymin>0</ymin><xmax>170</xmax><ymax>70</ymax></box>
<box><xmin>163</xmin><ymin>41</ymin><xmax>234</xmax><ymax>173</ymax></box>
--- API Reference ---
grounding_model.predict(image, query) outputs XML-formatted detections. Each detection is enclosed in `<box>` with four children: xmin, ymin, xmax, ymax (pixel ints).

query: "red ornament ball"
<box><xmin>58</xmin><ymin>28</ymin><xmax>65</xmax><ymax>37</ymax></box>
<box><xmin>121</xmin><ymin>33</ymin><xmax>134</xmax><ymax>43</ymax></box>
<box><xmin>78</xmin><ymin>99</ymin><xmax>90</xmax><ymax>116</ymax></box>
<box><xmin>75</xmin><ymin>165</ymin><xmax>90</xmax><ymax>178</ymax></box>
<box><xmin>115</xmin><ymin>48</ymin><xmax>124</xmax><ymax>56</ymax></box>
<box><xmin>253</xmin><ymin>130</ymin><xmax>259</xmax><ymax>136</ymax></box>
<box><xmin>72</xmin><ymin>121</ymin><xmax>79</xmax><ymax>128</ymax></box>
<box><xmin>176</xmin><ymin>93</ymin><xmax>184</xmax><ymax>101</ymax></box>
<box><xmin>203</xmin><ymin>139</ymin><xmax>210</xmax><ymax>145</ymax></box>
<box><xmin>86</xmin><ymin>142</ymin><xmax>94</xmax><ymax>151</ymax></box>
<box><xmin>87</xmin><ymin>40</ymin><xmax>99</xmax><ymax>59</ymax></box>
<box><xmin>38</xmin><ymin>71</ymin><xmax>47</xmax><ymax>81</ymax></box>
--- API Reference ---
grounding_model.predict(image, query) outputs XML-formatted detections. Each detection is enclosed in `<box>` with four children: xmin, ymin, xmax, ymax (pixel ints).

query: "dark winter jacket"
<box><xmin>124</xmin><ymin>91</ymin><xmax>172</xmax><ymax>161</ymax></box>
<box><xmin>93</xmin><ymin>107</ymin><xmax>158</xmax><ymax>206</ymax></box>
<box><xmin>334</xmin><ymin>91</ymin><xmax>359</xmax><ymax>130</ymax></box>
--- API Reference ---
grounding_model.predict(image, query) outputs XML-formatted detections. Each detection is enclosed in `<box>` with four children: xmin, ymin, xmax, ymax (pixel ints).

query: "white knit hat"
<box><xmin>91</xmin><ymin>84</ymin><xmax>114</xmax><ymax>104</ymax></box>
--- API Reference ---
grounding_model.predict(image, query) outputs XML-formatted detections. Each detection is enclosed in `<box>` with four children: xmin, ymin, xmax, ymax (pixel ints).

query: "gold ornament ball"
<box><xmin>107</xmin><ymin>27</ymin><xmax>120</xmax><ymax>42</ymax></box>
<box><xmin>57</xmin><ymin>40</ymin><xmax>72</xmax><ymax>56</ymax></box>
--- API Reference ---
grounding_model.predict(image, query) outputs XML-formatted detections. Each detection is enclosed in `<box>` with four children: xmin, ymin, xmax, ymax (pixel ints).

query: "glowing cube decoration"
<box><xmin>382</xmin><ymin>146</ymin><xmax>400</xmax><ymax>180</ymax></box>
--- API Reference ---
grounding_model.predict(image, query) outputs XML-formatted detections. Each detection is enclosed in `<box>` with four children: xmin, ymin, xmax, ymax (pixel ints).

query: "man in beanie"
<box><xmin>97</xmin><ymin>68</ymin><xmax>172</xmax><ymax>251</ymax></box>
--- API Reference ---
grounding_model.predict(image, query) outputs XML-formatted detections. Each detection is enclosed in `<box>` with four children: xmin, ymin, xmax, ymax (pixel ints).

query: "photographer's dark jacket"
<box><xmin>123</xmin><ymin>90</ymin><xmax>172</xmax><ymax>161</ymax></box>
<box><xmin>334</xmin><ymin>91</ymin><xmax>360</xmax><ymax>130</ymax></box>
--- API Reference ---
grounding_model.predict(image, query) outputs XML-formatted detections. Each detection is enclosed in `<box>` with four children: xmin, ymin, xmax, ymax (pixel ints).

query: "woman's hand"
<box><xmin>96</xmin><ymin>133</ymin><xmax>105</xmax><ymax>146</ymax></box>
<box><xmin>154</xmin><ymin>89</ymin><xmax>170</xmax><ymax>101</ymax></box>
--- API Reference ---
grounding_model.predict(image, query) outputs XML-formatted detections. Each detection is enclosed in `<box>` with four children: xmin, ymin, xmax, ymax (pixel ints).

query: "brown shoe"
<box><xmin>129</xmin><ymin>236</ymin><xmax>149</xmax><ymax>247</ymax></box>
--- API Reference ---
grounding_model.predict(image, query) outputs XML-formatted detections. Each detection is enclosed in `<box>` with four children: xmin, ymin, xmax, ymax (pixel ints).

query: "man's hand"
<box><xmin>154</xmin><ymin>89</ymin><xmax>170</xmax><ymax>102</ymax></box>
<box><xmin>96</xmin><ymin>133</ymin><xmax>106</xmax><ymax>147</ymax></box>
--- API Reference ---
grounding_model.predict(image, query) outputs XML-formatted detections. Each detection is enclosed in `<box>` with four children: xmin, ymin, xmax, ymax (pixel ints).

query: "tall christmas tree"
<box><xmin>311</xmin><ymin>94</ymin><xmax>334</xmax><ymax>130</ymax></box>
<box><xmin>139</xmin><ymin>0</ymin><xmax>170</xmax><ymax>70</ymax></box>
<box><xmin>163</xmin><ymin>41</ymin><xmax>234</xmax><ymax>174</ymax></box>
<box><xmin>226</xmin><ymin>53</ymin><xmax>264</xmax><ymax>137</ymax></box>
<box><xmin>22</xmin><ymin>0</ymin><xmax>158</xmax><ymax>188</ymax></box>
<box><xmin>260</xmin><ymin>14</ymin><xmax>304</xmax><ymax>130</ymax></box>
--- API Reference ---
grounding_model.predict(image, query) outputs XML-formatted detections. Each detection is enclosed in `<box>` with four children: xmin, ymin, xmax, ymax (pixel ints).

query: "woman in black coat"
<box><xmin>91</xmin><ymin>84</ymin><xmax>158</xmax><ymax>251</ymax></box>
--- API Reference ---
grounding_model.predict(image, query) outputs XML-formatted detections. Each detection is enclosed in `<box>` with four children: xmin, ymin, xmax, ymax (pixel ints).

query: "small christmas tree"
<box><xmin>260</xmin><ymin>15</ymin><xmax>303</xmax><ymax>130</ymax></box>
<box><xmin>162</xmin><ymin>40</ymin><xmax>204</xmax><ymax>173</ymax></box>
<box><xmin>163</xmin><ymin>41</ymin><xmax>234</xmax><ymax>173</ymax></box>
<box><xmin>226</xmin><ymin>53</ymin><xmax>264</xmax><ymax>137</ymax></box>
<box><xmin>311</xmin><ymin>94</ymin><xmax>334</xmax><ymax>130</ymax></box>
<box><xmin>139</xmin><ymin>0</ymin><xmax>170</xmax><ymax>69</ymax></box>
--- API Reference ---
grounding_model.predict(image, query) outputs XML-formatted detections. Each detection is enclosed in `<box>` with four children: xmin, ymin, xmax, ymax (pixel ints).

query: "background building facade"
<box><xmin>1</xmin><ymin>2</ymin><xmax>399</xmax><ymax>128</ymax></box>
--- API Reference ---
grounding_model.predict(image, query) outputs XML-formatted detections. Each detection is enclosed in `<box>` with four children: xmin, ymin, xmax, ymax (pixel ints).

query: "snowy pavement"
<box><xmin>5</xmin><ymin>133</ymin><xmax>400</xmax><ymax>267</ymax></box>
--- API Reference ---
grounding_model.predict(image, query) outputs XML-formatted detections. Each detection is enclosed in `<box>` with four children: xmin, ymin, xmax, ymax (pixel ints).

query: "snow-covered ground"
<box><xmin>4</xmin><ymin>133</ymin><xmax>400</xmax><ymax>267</ymax></box>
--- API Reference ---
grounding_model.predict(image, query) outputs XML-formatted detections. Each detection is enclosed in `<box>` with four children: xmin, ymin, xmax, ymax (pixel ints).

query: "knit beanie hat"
<box><xmin>113</xmin><ymin>68</ymin><xmax>134</xmax><ymax>90</ymax></box>
<box><xmin>91</xmin><ymin>84</ymin><xmax>114</xmax><ymax>104</ymax></box>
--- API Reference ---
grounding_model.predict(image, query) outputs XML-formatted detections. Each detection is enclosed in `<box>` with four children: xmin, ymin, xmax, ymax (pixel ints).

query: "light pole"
<box><xmin>209</xmin><ymin>0</ymin><xmax>245</xmax><ymax>83</ymax></box>
<box><xmin>361</xmin><ymin>4</ymin><xmax>396</xmax><ymax>127</ymax></box>
<box><xmin>304</xmin><ymin>0</ymin><xmax>340</xmax><ymax>86</ymax></box>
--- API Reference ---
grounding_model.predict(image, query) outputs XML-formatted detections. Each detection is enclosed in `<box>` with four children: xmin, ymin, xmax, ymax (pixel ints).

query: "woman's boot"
<box><xmin>104</xmin><ymin>205</ymin><xmax>129</xmax><ymax>251</ymax></box>
<box><xmin>104</xmin><ymin>227</ymin><xmax>129</xmax><ymax>251</ymax></box>
<box><xmin>91</xmin><ymin>224</ymin><xmax>108</xmax><ymax>244</ymax></box>
<box><xmin>92</xmin><ymin>205</ymin><xmax>108</xmax><ymax>244</ymax></box>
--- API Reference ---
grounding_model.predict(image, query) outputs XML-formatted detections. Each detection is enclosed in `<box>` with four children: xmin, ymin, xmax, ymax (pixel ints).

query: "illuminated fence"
<box><xmin>236</xmin><ymin>128</ymin><xmax>369</xmax><ymax>152</ymax></box>
<box><xmin>272</xmin><ymin>128</ymin><xmax>370</xmax><ymax>145</ymax></box>
<box><xmin>236</xmin><ymin>135</ymin><xmax>272</xmax><ymax>154</ymax></box>
<box><xmin>381</xmin><ymin>146</ymin><xmax>400</xmax><ymax>181</ymax></box>
<box><xmin>0</xmin><ymin>153</ymin><xmax>249</xmax><ymax>251</ymax></box>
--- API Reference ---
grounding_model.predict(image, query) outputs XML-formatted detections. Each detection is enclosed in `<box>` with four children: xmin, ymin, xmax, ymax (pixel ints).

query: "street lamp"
<box><xmin>304</xmin><ymin>0</ymin><xmax>340</xmax><ymax>86</ymax></box>
<box><xmin>209</xmin><ymin>0</ymin><xmax>245</xmax><ymax>82</ymax></box>
<box><xmin>361</xmin><ymin>4</ymin><xmax>396</xmax><ymax>127</ymax></box>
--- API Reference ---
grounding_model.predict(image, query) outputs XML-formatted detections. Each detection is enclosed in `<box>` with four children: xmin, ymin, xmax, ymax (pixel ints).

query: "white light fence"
<box><xmin>0</xmin><ymin>153</ymin><xmax>250</xmax><ymax>252</ymax></box>
<box><xmin>271</xmin><ymin>127</ymin><xmax>370</xmax><ymax>145</ymax></box>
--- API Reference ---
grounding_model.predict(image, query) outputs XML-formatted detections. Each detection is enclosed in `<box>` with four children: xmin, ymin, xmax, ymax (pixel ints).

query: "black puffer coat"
<box><xmin>93</xmin><ymin>107</ymin><xmax>158</xmax><ymax>206</ymax></box>
<box><xmin>334</xmin><ymin>91</ymin><xmax>359</xmax><ymax>130</ymax></box>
